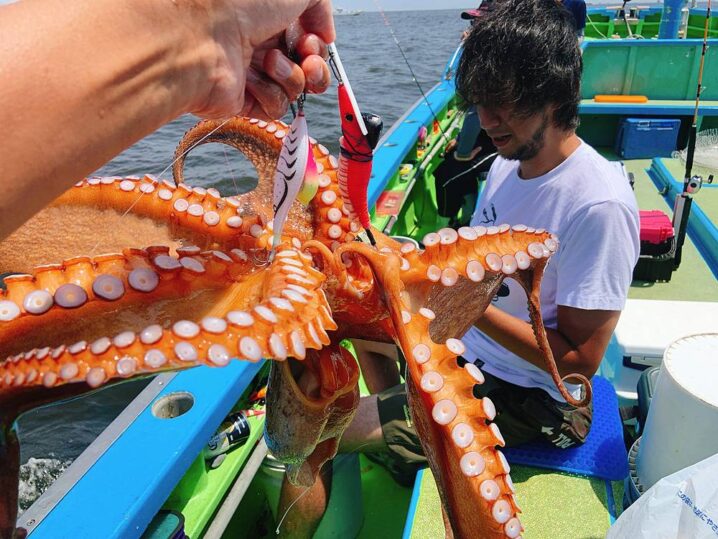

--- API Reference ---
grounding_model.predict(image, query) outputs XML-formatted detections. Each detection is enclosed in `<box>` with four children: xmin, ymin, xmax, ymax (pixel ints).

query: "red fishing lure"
<box><xmin>328</xmin><ymin>43</ymin><xmax>382</xmax><ymax>245</ymax></box>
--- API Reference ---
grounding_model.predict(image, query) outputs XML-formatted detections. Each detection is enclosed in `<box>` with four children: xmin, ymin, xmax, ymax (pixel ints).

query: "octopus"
<box><xmin>0</xmin><ymin>117</ymin><xmax>591</xmax><ymax>539</ymax></box>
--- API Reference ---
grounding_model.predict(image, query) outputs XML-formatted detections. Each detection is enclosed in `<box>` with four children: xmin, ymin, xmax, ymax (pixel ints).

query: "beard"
<box><xmin>504</xmin><ymin>113</ymin><xmax>549</xmax><ymax>161</ymax></box>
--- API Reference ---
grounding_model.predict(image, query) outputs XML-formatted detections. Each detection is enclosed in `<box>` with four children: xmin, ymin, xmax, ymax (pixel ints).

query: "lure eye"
<box><xmin>345</xmin><ymin>113</ymin><xmax>354</xmax><ymax>122</ymax></box>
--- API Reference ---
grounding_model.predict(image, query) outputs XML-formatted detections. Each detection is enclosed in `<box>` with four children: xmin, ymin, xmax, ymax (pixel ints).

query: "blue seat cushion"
<box><xmin>503</xmin><ymin>376</ymin><xmax>629</xmax><ymax>481</ymax></box>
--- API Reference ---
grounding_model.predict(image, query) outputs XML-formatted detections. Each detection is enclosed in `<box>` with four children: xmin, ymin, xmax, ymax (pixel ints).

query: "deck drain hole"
<box><xmin>152</xmin><ymin>391</ymin><xmax>195</xmax><ymax>419</ymax></box>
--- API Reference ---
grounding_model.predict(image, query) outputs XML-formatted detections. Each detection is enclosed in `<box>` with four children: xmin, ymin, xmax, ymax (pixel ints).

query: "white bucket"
<box><xmin>636</xmin><ymin>333</ymin><xmax>718</xmax><ymax>490</ymax></box>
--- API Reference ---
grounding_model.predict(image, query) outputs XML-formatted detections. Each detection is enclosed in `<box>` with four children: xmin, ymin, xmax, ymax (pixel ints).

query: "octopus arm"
<box><xmin>0</xmin><ymin>246</ymin><xmax>337</xmax><ymax>394</ymax></box>
<box><xmin>336</xmin><ymin>225</ymin><xmax>592</xmax><ymax>538</ymax></box>
<box><xmin>0</xmin><ymin>118</ymin><xmax>363</xmax><ymax>276</ymax></box>
<box><xmin>0</xmin><ymin>243</ymin><xmax>342</xmax><ymax>538</ymax></box>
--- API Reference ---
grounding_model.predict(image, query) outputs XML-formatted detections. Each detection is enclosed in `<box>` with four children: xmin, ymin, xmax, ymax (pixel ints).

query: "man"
<box><xmin>341</xmin><ymin>0</ymin><xmax>640</xmax><ymax>487</ymax></box>
<box><xmin>561</xmin><ymin>0</ymin><xmax>588</xmax><ymax>41</ymax></box>
<box><xmin>434</xmin><ymin>4</ymin><xmax>499</xmax><ymax>227</ymax></box>
<box><xmin>454</xmin><ymin>0</ymin><xmax>639</xmax><ymax>445</ymax></box>
<box><xmin>460</xmin><ymin>0</ymin><xmax>496</xmax><ymax>24</ymax></box>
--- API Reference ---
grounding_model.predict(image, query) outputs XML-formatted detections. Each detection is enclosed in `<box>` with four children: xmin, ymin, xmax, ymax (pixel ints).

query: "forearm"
<box><xmin>474</xmin><ymin>305</ymin><xmax>599</xmax><ymax>379</ymax></box>
<box><xmin>0</xmin><ymin>0</ymin><xmax>215</xmax><ymax>238</ymax></box>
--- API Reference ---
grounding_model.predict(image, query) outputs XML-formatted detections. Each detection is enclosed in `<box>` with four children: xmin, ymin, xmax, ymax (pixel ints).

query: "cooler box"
<box><xmin>601</xmin><ymin>299</ymin><xmax>718</xmax><ymax>405</ymax></box>
<box><xmin>615</xmin><ymin>118</ymin><xmax>681</xmax><ymax>159</ymax></box>
<box><xmin>638</xmin><ymin>210</ymin><xmax>674</xmax><ymax>256</ymax></box>
<box><xmin>633</xmin><ymin>210</ymin><xmax>676</xmax><ymax>281</ymax></box>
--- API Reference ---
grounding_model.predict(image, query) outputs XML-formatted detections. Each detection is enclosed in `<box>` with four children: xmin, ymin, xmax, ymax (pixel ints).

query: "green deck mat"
<box><xmin>660</xmin><ymin>158</ymin><xmax>718</xmax><ymax>220</ymax></box>
<box><xmin>407</xmin><ymin>465</ymin><xmax>623</xmax><ymax>539</ymax></box>
<box><xmin>356</xmin><ymin>454</ymin><xmax>412</xmax><ymax>539</ymax></box>
<box><xmin>621</xmin><ymin>158</ymin><xmax>718</xmax><ymax>302</ymax></box>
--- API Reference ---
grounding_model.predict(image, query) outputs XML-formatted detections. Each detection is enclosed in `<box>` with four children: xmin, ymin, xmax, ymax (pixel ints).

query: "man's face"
<box><xmin>476</xmin><ymin>105</ymin><xmax>550</xmax><ymax>161</ymax></box>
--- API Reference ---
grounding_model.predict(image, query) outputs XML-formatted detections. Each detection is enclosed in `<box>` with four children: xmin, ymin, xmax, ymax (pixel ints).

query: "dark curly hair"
<box><xmin>456</xmin><ymin>0</ymin><xmax>582</xmax><ymax>130</ymax></box>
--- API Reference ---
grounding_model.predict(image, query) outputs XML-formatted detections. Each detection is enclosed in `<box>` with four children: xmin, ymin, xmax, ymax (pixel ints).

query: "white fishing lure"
<box><xmin>271</xmin><ymin>110</ymin><xmax>310</xmax><ymax>254</ymax></box>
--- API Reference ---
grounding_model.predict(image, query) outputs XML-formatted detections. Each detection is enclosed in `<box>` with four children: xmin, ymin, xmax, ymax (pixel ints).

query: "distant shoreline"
<box><xmin>348</xmin><ymin>2</ymin><xmax>676</xmax><ymax>14</ymax></box>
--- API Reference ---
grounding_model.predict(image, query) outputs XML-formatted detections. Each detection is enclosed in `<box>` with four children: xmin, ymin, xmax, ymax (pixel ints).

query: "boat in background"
<box><xmin>18</xmin><ymin>4</ymin><xmax>718</xmax><ymax>538</ymax></box>
<box><xmin>586</xmin><ymin>3</ymin><xmax>718</xmax><ymax>39</ymax></box>
<box><xmin>333</xmin><ymin>7</ymin><xmax>363</xmax><ymax>16</ymax></box>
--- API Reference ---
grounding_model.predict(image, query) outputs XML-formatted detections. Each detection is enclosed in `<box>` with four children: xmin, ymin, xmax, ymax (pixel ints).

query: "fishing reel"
<box><xmin>685</xmin><ymin>173</ymin><xmax>714</xmax><ymax>195</ymax></box>
<box><xmin>362</xmin><ymin>113</ymin><xmax>383</xmax><ymax>150</ymax></box>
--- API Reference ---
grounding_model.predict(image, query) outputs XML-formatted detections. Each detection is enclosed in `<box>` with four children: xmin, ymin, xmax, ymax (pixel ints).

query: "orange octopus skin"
<box><xmin>0</xmin><ymin>117</ymin><xmax>591</xmax><ymax>539</ymax></box>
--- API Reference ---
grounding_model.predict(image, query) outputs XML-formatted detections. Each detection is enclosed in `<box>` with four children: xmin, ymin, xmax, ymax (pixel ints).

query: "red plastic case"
<box><xmin>639</xmin><ymin>210</ymin><xmax>674</xmax><ymax>255</ymax></box>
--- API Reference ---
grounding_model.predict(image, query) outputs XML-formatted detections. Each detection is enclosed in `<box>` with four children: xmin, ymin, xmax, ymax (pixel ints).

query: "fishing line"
<box><xmin>274</xmin><ymin>439</ymin><xmax>378</xmax><ymax>536</ymax></box>
<box><xmin>275</xmin><ymin>483</ymin><xmax>312</xmax><ymax>535</ymax></box>
<box><xmin>160</xmin><ymin>117</ymin><xmax>233</xmax><ymax>183</ymax></box>
<box><xmin>89</xmin><ymin>117</ymin><xmax>234</xmax><ymax>256</ymax></box>
<box><xmin>221</xmin><ymin>144</ymin><xmax>242</xmax><ymax>197</ymax></box>
<box><xmin>442</xmin><ymin>152</ymin><xmax>497</xmax><ymax>186</ymax></box>
<box><xmin>371</xmin><ymin>0</ymin><xmax>450</xmax><ymax>143</ymax></box>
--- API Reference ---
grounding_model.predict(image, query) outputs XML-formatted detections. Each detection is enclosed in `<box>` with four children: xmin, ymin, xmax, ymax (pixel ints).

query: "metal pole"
<box><xmin>674</xmin><ymin>0</ymin><xmax>711</xmax><ymax>270</ymax></box>
<box><xmin>203</xmin><ymin>438</ymin><xmax>270</xmax><ymax>539</ymax></box>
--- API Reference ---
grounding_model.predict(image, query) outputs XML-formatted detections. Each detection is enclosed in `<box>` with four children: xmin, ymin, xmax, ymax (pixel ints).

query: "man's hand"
<box><xmin>192</xmin><ymin>0</ymin><xmax>335</xmax><ymax>119</ymax></box>
<box><xmin>0</xmin><ymin>0</ymin><xmax>336</xmax><ymax>239</ymax></box>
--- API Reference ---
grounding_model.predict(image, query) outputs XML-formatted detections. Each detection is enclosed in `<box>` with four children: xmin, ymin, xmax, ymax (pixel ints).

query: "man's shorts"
<box><xmin>369</xmin><ymin>366</ymin><xmax>592</xmax><ymax>486</ymax></box>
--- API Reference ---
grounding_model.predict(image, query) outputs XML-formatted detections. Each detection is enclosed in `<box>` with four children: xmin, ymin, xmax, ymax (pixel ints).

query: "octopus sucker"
<box><xmin>0</xmin><ymin>117</ymin><xmax>592</xmax><ymax>539</ymax></box>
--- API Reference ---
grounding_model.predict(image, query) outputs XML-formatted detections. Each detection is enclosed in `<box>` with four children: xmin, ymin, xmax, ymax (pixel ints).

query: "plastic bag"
<box><xmin>607</xmin><ymin>453</ymin><xmax>718</xmax><ymax>538</ymax></box>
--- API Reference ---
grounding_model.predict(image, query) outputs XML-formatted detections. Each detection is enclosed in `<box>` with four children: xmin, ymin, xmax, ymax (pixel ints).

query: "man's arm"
<box><xmin>0</xmin><ymin>0</ymin><xmax>333</xmax><ymax>240</ymax></box>
<box><xmin>477</xmin><ymin>198</ymin><xmax>638</xmax><ymax>381</ymax></box>
<box><xmin>474</xmin><ymin>304</ymin><xmax>620</xmax><ymax>379</ymax></box>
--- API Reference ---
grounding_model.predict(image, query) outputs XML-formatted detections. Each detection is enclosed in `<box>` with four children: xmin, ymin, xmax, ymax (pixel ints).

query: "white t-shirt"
<box><xmin>461</xmin><ymin>141</ymin><xmax>640</xmax><ymax>401</ymax></box>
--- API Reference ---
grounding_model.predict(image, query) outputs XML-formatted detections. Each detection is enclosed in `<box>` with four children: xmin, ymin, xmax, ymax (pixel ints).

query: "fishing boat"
<box><xmin>16</xmin><ymin>3</ymin><xmax>718</xmax><ymax>539</ymax></box>
<box><xmin>585</xmin><ymin>2</ymin><xmax>718</xmax><ymax>39</ymax></box>
<box><xmin>333</xmin><ymin>7</ymin><xmax>363</xmax><ymax>16</ymax></box>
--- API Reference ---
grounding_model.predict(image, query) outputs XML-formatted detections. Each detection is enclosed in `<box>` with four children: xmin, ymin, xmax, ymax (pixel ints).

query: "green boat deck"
<box><xmin>407</xmin><ymin>465</ymin><xmax>622</xmax><ymax>539</ymax></box>
<box><xmin>623</xmin><ymin>157</ymin><xmax>718</xmax><ymax>302</ymax></box>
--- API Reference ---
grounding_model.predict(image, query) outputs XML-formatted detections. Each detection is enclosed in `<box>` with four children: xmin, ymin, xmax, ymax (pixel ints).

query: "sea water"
<box><xmin>16</xmin><ymin>9</ymin><xmax>466</xmax><ymax>512</ymax></box>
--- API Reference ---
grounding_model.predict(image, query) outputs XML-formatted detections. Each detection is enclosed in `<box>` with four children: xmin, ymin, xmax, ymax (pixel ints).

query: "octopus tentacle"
<box><xmin>0</xmin><ymin>246</ymin><xmax>335</xmax><ymax>393</ymax></box>
<box><xmin>0</xmin><ymin>119</ymin><xmax>358</xmax><ymax>275</ymax></box>
<box><xmin>265</xmin><ymin>342</ymin><xmax>359</xmax><ymax>486</ymax></box>
<box><xmin>171</xmin><ymin>117</ymin><xmax>362</xmax><ymax>250</ymax></box>
<box><xmin>336</xmin><ymin>223</ymin><xmax>591</xmax><ymax>538</ymax></box>
<box><xmin>336</xmin><ymin>242</ymin><xmax>521</xmax><ymax>538</ymax></box>
<box><xmin>507</xmin><ymin>247</ymin><xmax>593</xmax><ymax>404</ymax></box>
<box><xmin>399</xmin><ymin>225</ymin><xmax>590</xmax><ymax>407</ymax></box>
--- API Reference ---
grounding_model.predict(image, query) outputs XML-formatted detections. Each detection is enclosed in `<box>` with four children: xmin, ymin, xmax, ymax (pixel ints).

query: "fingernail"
<box><xmin>307</xmin><ymin>67</ymin><xmax>326</xmax><ymax>88</ymax></box>
<box><xmin>274</xmin><ymin>55</ymin><xmax>294</xmax><ymax>79</ymax></box>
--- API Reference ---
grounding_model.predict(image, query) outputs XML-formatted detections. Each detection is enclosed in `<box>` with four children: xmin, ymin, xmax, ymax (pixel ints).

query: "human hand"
<box><xmin>193</xmin><ymin>0</ymin><xmax>335</xmax><ymax>119</ymax></box>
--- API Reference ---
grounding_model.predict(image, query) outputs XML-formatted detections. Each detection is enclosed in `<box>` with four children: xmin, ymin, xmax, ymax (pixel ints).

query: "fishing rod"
<box><xmin>673</xmin><ymin>0</ymin><xmax>712</xmax><ymax>270</ymax></box>
<box><xmin>371</xmin><ymin>0</ymin><xmax>451</xmax><ymax>145</ymax></box>
<box><xmin>620</xmin><ymin>0</ymin><xmax>634</xmax><ymax>38</ymax></box>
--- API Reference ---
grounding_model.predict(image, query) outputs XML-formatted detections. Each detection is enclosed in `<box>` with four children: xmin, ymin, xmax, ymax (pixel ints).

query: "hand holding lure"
<box><xmin>327</xmin><ymin>43</ymin><xmax>383</xmax><ymax>246</ymax></box>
